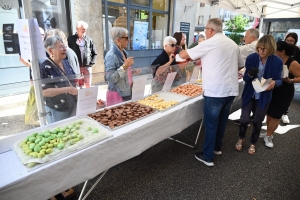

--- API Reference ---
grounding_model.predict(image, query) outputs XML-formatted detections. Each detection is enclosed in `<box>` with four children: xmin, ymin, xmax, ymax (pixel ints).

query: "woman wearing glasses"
<box><xmin>235</xmin><ymin>35</ymin><xmax>283</xmax><ymax>155</ymax></box>
<box><xmin>260</xmin><ymin>41</ymin><xmax>300</xmax><ymax>148</ymax></box>
<box><xmin>105</xmin><ymin>27</ymin><xmax>134</xmax><ymax>106</ymax></box>
<box><xmin>151</xmin><ymin>36</ymin><xmax>177</xmax><ymax>93</ymax></box>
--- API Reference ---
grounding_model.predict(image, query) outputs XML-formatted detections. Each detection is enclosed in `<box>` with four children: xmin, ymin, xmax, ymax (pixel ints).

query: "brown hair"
<box><xmin>173</xmin><ymin>32</ymin><xmax>186</xmax><ymax>50</ymax></box>
<box><xmin>256</xmin><ymin>35</ymin><xmax>276</xmax><ymax>56</ymax></box>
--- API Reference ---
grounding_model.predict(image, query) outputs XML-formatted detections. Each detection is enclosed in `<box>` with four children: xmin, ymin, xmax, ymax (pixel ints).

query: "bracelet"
<box><xmin>289</xmin><ymin>79</ymin><xmax>294</xmax><ymax>84</ymax></box>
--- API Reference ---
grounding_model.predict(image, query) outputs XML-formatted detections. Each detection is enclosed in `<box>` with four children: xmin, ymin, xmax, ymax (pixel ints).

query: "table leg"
<box><xmin>168</xmin><ymin>119</ymin><xmax>203</xmax><ymax>149</ymax></box>
<box><xmin>78</xmin><ymin>170</ymin><xmax>109</xmax><ymax>200</ymax></box>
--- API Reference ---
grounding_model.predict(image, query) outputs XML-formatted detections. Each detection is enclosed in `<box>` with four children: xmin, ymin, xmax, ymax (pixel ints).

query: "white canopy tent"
<box><xmin>194</xmin><ymin>0</ymin><xmax>300</xmax><ymax>18</ymax></box>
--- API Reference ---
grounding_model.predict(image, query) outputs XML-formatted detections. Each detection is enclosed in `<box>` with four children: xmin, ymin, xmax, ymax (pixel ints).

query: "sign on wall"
<box><xmin>180</xmin><ymin>22</ymin><xmax>190</xmax><ymax>46</ymax></box>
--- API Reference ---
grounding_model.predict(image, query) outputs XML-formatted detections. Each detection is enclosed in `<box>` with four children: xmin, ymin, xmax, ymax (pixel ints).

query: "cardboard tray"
<box><xmin>86</xmin><ymin>102</ymin><xmax>158</xmax><ymax>131</ymax></box>
<box><xmin>136</xmin><ymin>91</ymin><xmax>190</xmax><ymax>112</ymax></box>
<box><xmin>12</xmin><ymin>117</ymin><xmax>112</xmax><ymax>171</ymax></box>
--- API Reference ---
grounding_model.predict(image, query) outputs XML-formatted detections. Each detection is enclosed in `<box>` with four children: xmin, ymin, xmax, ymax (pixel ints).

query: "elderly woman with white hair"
<box><xmin>105</xmin><ymin>27</ymin><xmax>134</xmax><ymax>106</ymax></box>
<box><xmin>40</xmin><ymin>36</ymin><xmax>78</xmax><ymax>124</ymax></box>
<box><xmin>151</xmin><ymin>36</ymin><xmax>177</xmax><ymax>93</ymax></box>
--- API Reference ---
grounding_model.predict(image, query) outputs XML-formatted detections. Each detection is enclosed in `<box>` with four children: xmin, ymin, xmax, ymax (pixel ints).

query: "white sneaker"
<box><xmin>282</xmin><ymin>115</ymin><xmax>290</xmax><ymax>124</ymax></box>
<box><xmin>259</xmin><ymin>130</ymin><xmax>267</xmax><ymax>138</ymax></box>
<box><xmin>264</xmin><ymin>135</ymin><xmax>274</xmax><ymax>148</ymax></box>
<box><xmin>214</xmin><ymin>151</ymin><xmax>222</xmax><ymax>155</ymax></box>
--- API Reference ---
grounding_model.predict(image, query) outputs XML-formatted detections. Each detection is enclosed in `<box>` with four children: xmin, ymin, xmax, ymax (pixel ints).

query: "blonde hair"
<box><xmin>256</xmin><ymin>35</ymin><xmax>276</xmax><ymax>56</ymax></box>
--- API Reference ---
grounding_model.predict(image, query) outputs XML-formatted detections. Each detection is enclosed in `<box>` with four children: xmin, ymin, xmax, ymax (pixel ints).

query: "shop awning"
<box><xmin>194</xmin><ymin>0</ymin><xmax>300</xmax><ymax>19</ymax></box>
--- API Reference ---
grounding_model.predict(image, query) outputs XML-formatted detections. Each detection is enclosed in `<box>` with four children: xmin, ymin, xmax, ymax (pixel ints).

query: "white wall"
<box><xmin>173</xmin><ymin>0</ymin><xmax>197</xmax><ymax>46</ymax></box>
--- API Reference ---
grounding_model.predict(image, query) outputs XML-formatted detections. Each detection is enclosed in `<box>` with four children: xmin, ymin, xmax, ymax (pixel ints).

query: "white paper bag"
<box><xmin>281</xmin><ymin>65</ymin><xmax>289</xmax><ymax>78</ymax></box>
<box><xmin>252</xmin><ymin>78</ymin><xmax>272</xmax><ymax>93</ymax></box>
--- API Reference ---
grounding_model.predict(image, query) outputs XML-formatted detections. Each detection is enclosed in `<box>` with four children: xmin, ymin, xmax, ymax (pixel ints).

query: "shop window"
<box><xmin>153</xmin><ymin>0</ymin><xmax>168</xmax><ymax>11</ymax></box>
<box><xmin>108</xmin><ymin>5</ymin><xmax>127</xmax><ymax>29</ymax></box>
<box><xmin>131</xmin><ymin>0</ymin><xmax>149</xmax><ymax>7</ymax></box>
<box><xmin>0</xmin><ymin>0</ymin><xmax>20</xmax><ymax>55</ymax></box>
<box><xmin>30</xmin><ymin>0</ymin><xmax>69</xmax><ymax>37</ymax></box>
<box><xmin>108</xmin><ymin>0</ymin><xmax>126</xmax><ymax>3</ymax></box>
<box><xmin>151</xmin><ymin>12</ymin><xmax>168</xmax><ymax>49</ymax></box>
<box><xmin>130</xmin><ymin>9</ymin><xmax>149</xmax><ymax>50</ymax></box>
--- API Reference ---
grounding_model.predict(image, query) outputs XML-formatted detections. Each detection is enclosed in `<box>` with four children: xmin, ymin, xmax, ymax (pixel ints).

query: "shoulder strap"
<box><xmin>47</xmin><ymin>58</ymin><xmax>73</xmax><ymax>87</ymax></box>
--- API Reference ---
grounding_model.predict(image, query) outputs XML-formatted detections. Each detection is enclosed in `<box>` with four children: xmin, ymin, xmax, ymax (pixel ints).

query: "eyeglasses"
<box><xmin>121</xmin><ymin>36</ymin><xmax>129</xmax><ymax>40</ymax></box>
<box><xmin>168</xmin><ymin>44</ymin><xmax>176</xmax><ymax>47</ymax></box>
<box><xmin>257</xmin><ymin>47</ymin><xmax>267</xmax><ymax>52</ymax></box>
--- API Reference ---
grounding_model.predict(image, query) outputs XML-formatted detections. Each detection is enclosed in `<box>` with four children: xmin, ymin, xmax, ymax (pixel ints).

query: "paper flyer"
<box><xmin>131</xmin><ymin>75</ymin><xmax>148</xmax><ymax>101</ymax></box>
<box><xmin>17</xmin><ymin>19</ymin><xmax>32</xmax><ymax>60</ymax></box>
<box><xmin>190</xmin><ymin>67</ymin><xmax>200</xmax><ymax>83</ymax></box>
<box><xmin>162</xmin><ymin>72</ymin><xmax>177</xmax><ymax>91</ymax></box>
<box><xmin>76</xmin><ymin>87</ymin><xmax>98</xmax><ymax>116</ymax></box>
<box><xmin>252</xmin><ymin>78</ymin><xmax>272</xmax><ymax>93</ymax></box>
<box><xmin>133</xmin><ymin>21</ymin><xmax>148</xmax><ymax>50</ymax></box>
<box><xmin>281</xmin><ymin>65</ymin><xmax>289</xmax><ymax>78</ymax></box>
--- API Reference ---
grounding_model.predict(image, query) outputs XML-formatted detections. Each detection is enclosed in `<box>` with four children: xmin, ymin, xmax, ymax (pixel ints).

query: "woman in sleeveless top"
<box><xmin>263</xmin><ymin>41</ymin><xmax>300</xmax><ymax>148</ymax></box>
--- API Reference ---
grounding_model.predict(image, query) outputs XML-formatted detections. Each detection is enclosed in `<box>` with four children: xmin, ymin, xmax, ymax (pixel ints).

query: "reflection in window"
<box><xmin>131</xmin><ymin>0</ymin><xmax>149</xmax><ymax>7</ymax></box>
<box><xmin>151</xmin><ymin>12</ymin><xmax>168</xmax><ymax>49</ymax></box>
<box><xmin>130</xmin><ymin>9</ymin><xmax>149</xmax><ymax>50</ymax></box>
<box><xmin>153</xmin><ymin>0</ymin><xmax>168</xmax><ymax>11</ymax></box>
<box><xmin>31</xmin><ymin>0</ymin><xmax>68</xmax><ymax>36</ymax></box>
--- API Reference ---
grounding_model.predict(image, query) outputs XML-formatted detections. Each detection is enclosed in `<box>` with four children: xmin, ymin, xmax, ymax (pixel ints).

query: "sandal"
<box><xmin>235</xmin><ymin>139</ymin><xmax>244</xmax><ymax>151</ymax></box>
<box><xmin>248</xmin><ymin>144</ymin><xmax>256</xmax><ymax>155</ymax></box>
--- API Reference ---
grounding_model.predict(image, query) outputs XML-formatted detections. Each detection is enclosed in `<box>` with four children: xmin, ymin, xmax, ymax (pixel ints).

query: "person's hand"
<box><xmin>123</xmin><ymin>56</ymin><xmax>134</xmax><ymax>69</ymax></box>
<box><xmin>266</xmin><ymin>80</ymin><xmax>276</xmax><ymax>90</ymax></box>
<box><xmin>169</xmin><ymin>53</ymin><xmax>175</xmax><ymax>64</ymax></box>
<box><xmin>132</xmin><ymin>68</ymin><xmax>141</xmax><ymax>75</ymax></box>
<box><xmin>282</xmin><ymin>77</ymin><xmax>290</xmax><ymax>83</ymax></box>
<box><xmin>66</xmin><ymin>87</ymin><xmax>78</xmax><ymax>95</ymax></box>
<box><xmin>248</xmin><ymin>68</ymin><xmax>258</xmax><ymax>77</ymax></box>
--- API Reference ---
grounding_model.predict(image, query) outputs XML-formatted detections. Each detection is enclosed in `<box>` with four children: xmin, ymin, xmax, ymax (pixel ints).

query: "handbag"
<box><xmin>44</xmin><ymin>59</ymin><xmax>77</xmax><ymax>111</ymax></box>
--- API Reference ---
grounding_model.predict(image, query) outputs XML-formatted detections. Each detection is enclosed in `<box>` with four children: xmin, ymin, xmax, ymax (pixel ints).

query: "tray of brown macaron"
<box><xmin>87</xmin><ymin>102</ymin><xmax>157</xmax><ymax>130</ymax></box>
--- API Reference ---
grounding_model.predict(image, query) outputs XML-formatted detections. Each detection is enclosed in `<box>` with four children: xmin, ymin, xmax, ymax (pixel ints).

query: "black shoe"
<box><xmin>194</xmin><ymin>152</ymin><xmax>214</xmax><ymax>167</ymax></box>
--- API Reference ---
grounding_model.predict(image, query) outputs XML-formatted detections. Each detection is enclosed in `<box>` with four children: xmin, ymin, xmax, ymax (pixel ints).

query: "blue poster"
<box><xmin>133</xmin><ymin>21</ymin><xmax>148</xmax><ymax>50</ymax></box>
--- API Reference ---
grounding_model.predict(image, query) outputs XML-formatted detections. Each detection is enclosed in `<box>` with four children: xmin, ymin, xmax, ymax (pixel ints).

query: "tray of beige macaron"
<box><xmin>136</xmin><ymin>91</ymin><xmax>190</xmax><ymax>112</ymax></box>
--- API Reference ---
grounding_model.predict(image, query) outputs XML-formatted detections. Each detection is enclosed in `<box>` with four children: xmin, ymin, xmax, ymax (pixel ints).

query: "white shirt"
<box><xmin>77</xmin><ymin>38</ymin><xmax>85</xmax><ymax>63</ymax></box>
<box><xmin>187</xmin><ymin>33</ymin><xmax>244</xmax><ymax>97</ymax></box>
<box><xmin>239</xmin><ymin>40</ymin><xmax>258</xmax><ymax>64</ymax></box>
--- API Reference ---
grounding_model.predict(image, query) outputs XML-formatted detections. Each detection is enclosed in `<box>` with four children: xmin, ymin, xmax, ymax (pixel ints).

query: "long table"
<box><xmin>0</xmin><ymin>80</ymin><xmax>244</xmax><ymax>200</ymax></box>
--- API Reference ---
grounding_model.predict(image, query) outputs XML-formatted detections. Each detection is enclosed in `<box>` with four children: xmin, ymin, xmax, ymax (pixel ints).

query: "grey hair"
<box><xmin>110</xmin><ymin>27</ymin><xmax>128</xmax><ymax>42</ymax></box>
<box><xmin>247</xmin><ymin>28</ymin><xmax>259</xmax><ymax>40</ymax></box>
<box><xmin>207</xmin><ymin>18</ymin><xmax>223</xmax><ymax>33</ymax></box>
<box><xmin>46</xmin><ymin>29</ymin><xmax>68</xmax><ymax>45</ymax></box>
<box><xmin>44</xmin><ymin>36</ymin><xmax>63</xmax><ymax>51</ymax></box>
<box><xmin>163</xmin><ymin>36</ymin><xmax>177</xmax><ymax>46</ymax></box>
<box><xmin>76</xmin><ymin>21</ymin><xmax>89</xmax><ymax>29</ymax></box>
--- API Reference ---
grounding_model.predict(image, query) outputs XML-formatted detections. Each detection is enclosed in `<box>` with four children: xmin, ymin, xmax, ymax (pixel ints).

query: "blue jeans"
<box><xmin>202</xmin><ymin>96</ymin><xmax>235</xmax><ymax>161</ymax></box>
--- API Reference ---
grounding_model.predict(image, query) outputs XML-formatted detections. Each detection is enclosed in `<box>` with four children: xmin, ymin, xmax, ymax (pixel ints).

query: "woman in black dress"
<box><xmin>263</xmin><ymin>41</ymin><xmax>300</xmax><ymax>148</ymax></box>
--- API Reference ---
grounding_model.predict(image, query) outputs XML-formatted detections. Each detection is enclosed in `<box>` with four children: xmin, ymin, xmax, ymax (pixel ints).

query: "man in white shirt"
<box><xmin>179</xmin><ymin>18</ymin><xmax>244</xmax><ymax>167</ymax></box>
<box><xmin>239</xmin><ymin>28</ymin><xmax>259</xmax><ymax>64</ymax></box>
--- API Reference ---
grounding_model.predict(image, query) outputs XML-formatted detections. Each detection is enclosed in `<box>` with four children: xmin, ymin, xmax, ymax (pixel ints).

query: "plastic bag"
<box><xmin>24</xmin><ymin>86</ymin><xmax>39</xmax><ymax>125</ymax></box>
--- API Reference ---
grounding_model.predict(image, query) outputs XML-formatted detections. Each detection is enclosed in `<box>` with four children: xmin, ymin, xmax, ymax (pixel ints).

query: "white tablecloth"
<box><xmin>0</xmin><ymin>81</ymin><xmax>244</xmax><ymax>200</ymax></box>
